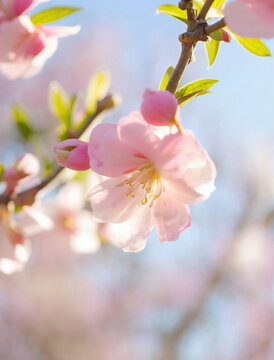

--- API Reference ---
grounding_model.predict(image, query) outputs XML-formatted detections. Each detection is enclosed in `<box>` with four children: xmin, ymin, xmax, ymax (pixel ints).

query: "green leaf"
<box><xmin>175</xmin><ymin>78</ymin><xmax>218</xmax><ymax>106</ymax></box>
<box><xmin>12</xmin><ymin>106</ymin><xmax>35</xmax><ymax>141</ymax></box>
<box><xmin>233</xmin><ymin>34</ymin><xmax>271</xmax><ymax>57</ymax></box>
<box><xmin>157</xmin><ymin>4</ymin><xmax>187</xmax><ymax>24</ymax></box>
<box><xmin>49</xmin><ymin>81</ymin><xmax>70</xmax><ymax>125</ymax></box>
<box><xmin>0</xmin><ymin>164</ymin><xmax>4</xmax><ymax>182</ymax></box>
<box><xmin>212</xmin><ymin>0</ymin><xmax>226</xmax><ymax>9</ymax></box>
<box><xmin>209</xmin><ymin>29</ymin><xmax>224</xmax><ymax>42</ymax></box>
<box><xmin>159</xmin><ymin>66</ymin><xmax>174</xmax><ymax>90</ymax></box>
<box><xmin>205</xmin><ymin>39</ymin><xmax>220</xmax><ymax>67</ymax></box>
<box><xmin>86</xmin><ymin>70</ymin><xmax>111</xmax><ymax>114</ymax></box>
<box><xmin>31</xmin><ymin>7</ymin><xmax>81</xmax><ymax>26</ymax></box>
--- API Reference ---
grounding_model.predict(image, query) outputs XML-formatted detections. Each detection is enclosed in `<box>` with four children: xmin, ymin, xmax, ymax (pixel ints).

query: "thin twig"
<box><xmin>166</xmin><ymin>0</ymin><xmax>196</xmax><ymax>94</ymax></box>
<box><xmin>205</xmin><ymin>18</ymin><xmax>226</xmax><ymax>35</ymax></box>
<box><xmin>198</xmin><ymin>0</ymin><xmax>215</xmax><ymax>20</ymax></box>
<box><xmin>0</xmin><ymin>95</ymin><xmax>116</xmax><ymax>206</ymax></box>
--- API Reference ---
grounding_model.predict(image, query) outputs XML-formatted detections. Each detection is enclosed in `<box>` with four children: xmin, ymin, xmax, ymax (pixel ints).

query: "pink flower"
<box><xmin>29</xmin><ymin>182</ymin><xmax>101</xmax><ymax>255</ymax></box>
<box><xmin>141</xmin><ymin>89</ymin><xmax>182</xmax><ymax>131</ymax></box>
<box><xmin>88</xmin><ymin>112</ymin><xmax>216</xmax><ymax>251</ymax></box>
<box><xmin>3</xmin><ymin>153</ymin><xmax>40</xmax><ymax>195</ymax></box>
<box><xmin>0</xmin><ymin>0</ymin><xmax>47</xmax><ymax>22</ymax></box>
<box><xmin>54</xmin><ymin>139</ymin><xmax>90</xmax><ymax>171</ymax></box>
<box><xmin>224</xmin><ymin>0</ymin><xmax>274</xmax><ymax>38</ymax></box>
<box><xmin>0</xmin><ymin>15</ymin><xmax>80</xmax><ymax>79</ymax></box>
<box><xmin>0</xmin><ymin>205</ymin><xmax>30</xmax><ymax>274</ymax></box>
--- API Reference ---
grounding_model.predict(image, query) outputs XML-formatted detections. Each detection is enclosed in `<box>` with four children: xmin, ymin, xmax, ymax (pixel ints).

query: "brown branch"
<box><xmin>198</xmin><ymin>0</ymin><xmax>215</xmax><ymax>20</ymax></box>
<box><xmin>0</xmin><ymin>95</ymin><xmax>116</xmax><ymax>207</ymax></box>
<box><xmin>205</xmin><ymin>18</ymin><xmax>226</xmax><ymax>35</ymax></box>
<box><xmin>166</xmin><ymin>0</ymin><xmax>197</xmax><ymax>94</ymax></box>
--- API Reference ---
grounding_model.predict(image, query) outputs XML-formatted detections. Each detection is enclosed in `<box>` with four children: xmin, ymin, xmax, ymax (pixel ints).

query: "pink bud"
<box><xmin>54</xmin><ymin>139</ymin><xmax>90</xmax><ymax>171</ymax></box>
<box><xmin>141</xmin><ymin>89</ymin><xmax>180</xmax><ymax>127</ymax></box>
<box><xmin>3</xmin><ymin>153</ymin><xmax>40</xmax><ymax>195</ymax></box>
<box><xmin>221</xmin><ymin>29</ymin><xmax>231</xmax><ymax>43</ymax></box>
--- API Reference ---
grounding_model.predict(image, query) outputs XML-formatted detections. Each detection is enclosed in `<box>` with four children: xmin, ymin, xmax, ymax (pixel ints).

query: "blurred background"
<box><xmin>0</xmin><ymin>1</ymin><xmax>273</xmax><ymax>359</ymax></box>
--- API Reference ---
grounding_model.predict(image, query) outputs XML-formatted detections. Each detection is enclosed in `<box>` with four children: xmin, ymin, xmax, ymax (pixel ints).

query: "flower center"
<box><xmin>118</xmin><ymin>163</ymin><xmax>164</xmax><ymax>208</ymax></box>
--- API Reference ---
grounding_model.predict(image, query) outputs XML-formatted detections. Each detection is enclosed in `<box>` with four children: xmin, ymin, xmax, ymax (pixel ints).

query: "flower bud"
<box><xmin>54</xmin><ymin>139</ymin><xmax>90</xmax><ymax>171</ymax></box>
<box><xmin>141</xmin><ymin>89</ymin><xmax>179</xmax><ymax>125</ymax></box>
<box><xmin>141</xmin><ymin>89</ymin><xmax>183</xmax><ymax>133</ymax></box>
<box><xmin>221</xmin><ymin>29</ymin><xmax>231</xmax><ymax>43</ymax></box>
<box><xmin>3</xmin><ymin>153</ymin><xmax>40</xmax><ymax>195</ymax></box>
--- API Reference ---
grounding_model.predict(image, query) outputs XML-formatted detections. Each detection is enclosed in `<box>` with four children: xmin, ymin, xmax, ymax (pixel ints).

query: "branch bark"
<box><xmin>198</xmin><ymin>0</ymin><xmax>215</xmax><ymax>20</ymax></box>
<box><xmin>166</xmin><ymin>0</ymin><xmax>197</xmax><ymax>94</ymax></box>
<box><xmin>205</xmin><ymin>18</ymin><xmax>226</xmax><ymax>35</ymax></box>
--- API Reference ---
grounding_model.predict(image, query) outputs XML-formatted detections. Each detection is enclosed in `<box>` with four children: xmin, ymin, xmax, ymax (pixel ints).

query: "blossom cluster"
<box><xmin>55</xmin><ymin>90</ymin><xmax>216</xmax><ymax>251</ymax></box>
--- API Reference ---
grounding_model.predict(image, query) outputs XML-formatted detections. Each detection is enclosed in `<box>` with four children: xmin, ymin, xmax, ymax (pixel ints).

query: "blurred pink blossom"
<box><xmin>224</xmin><ymin>0</ymin><xmax>274</xmax><ymax>38</ymax></box>
<box><xmin>28</xmin><ymin>182</ymin><xmax>101</xmax><ymax>257</ymax></box>
<box><xmin>0</xmin><ymin>0</ymin><xmax>80</xmax><ymax>79</ymax></box>
<box><xmin>0</xmin><ymin>204</ymin><xmax>49</xmax><ymax>275</ymax></box>
<box><xmin>3</xmin><ymin>153</ymin><xmax>40</xmax><ymax>195</ymax></box>
<box><xmin>88</xmin><ymin>111</ymin><xmax>216</xmax><ymax>251</ymax></box>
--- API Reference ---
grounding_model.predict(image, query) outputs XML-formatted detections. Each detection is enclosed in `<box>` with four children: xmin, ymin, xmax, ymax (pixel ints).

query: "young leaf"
<box><xmin>205</xmin><ymin>39</ymin><xmax>220</xmax><ymax>67</ymax></box>
<box><xmin>49</xmin><ymin>81</ymin><xmax>70</xmax><ymax>125</ymax></box>
<box><xmin>159</xmin><ymin>66</ymin><xmax>174</xmax><ymax>90</ymax></box>
<box><xmin>232</xmin><ymin>34</ymin><xmax>271</xmax><ymax>57</ymax></box>
<box><xmin>12</xmin><ymin>106</ymin><xmax>35</xmax><ymax>141</ymax></box>
<box><xmin>157</xmin><ymin>4</ymin><xmax>187</xmax><ymax>24</ymax></box>
<box><xmin>31</xmin><ymin>7</ymin><xmax>81</xmax><ymax>26</ymax></box>
<box><xmin>175</xmin><ymin>79</ymin><xmax>218</xmax><ymax>106</ymax></box>
<box><xmin>86</xmin><ymin>71</ymin><xmax>111</xmax><ymax>114</ymax></box>
<box><xmin>212</xmin><ymin>0</ymin><xmax>226</xmax><ymax>9</ymax></box>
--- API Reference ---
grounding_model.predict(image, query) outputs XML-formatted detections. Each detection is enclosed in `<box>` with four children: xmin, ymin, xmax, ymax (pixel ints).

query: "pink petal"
<box><xmin>117</xmin><ymin>111</ymin><xmax>161</xmax><ymax>159</ymax></box>
<box><xmin>224</xmin><ymin>1</ymin><xmax>274</xmax><ymax>38</ymax></box>
<box><xmin>156</xmin><ymin>131</ymin><xmax>216</xmax><ymax>204</ymax></box>
<box><xmin>88</xmin><ymin>176</ymin><xmax>145</xmax><ymax>223</ymax></box>
<box><xmin>0</xmin><ymin>224</ymin><xmax>31</xmax><ymax>275</ymax></box>
<box><xmin>154</xmin><ymin>194</ymin><xmax>191</xmax><ymax>243</ymax></box>
<box><xmin>0</xmin><ymin>16</ymin><xmax>57</xmax><ymax>79</ymax></box>
<box><xmin>88</xmin><ymin>123</ymin><xmax>144</xmax><ymax>177</ymax></box>
<box><xmin>0</xmin><ymin>16</ymin><xmax>34</xmax><ymax>61</ymax></box>
<box><xmin>12</xmin><ymin>0</ymin><xmax>35</xmax><ymax>16</ymax></box>
<box><xmin>40</xmin><ymin>25</ymin><xmax>81</xmax><ymax>38</ymax></box>
<box><xmin>101</xmin><ymin>206</ymin><xmax>154</xmax><ymax>252</ymax></box>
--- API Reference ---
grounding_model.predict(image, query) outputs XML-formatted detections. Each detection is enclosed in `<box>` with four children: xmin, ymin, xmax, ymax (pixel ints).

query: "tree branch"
<box><xmin>205</xmin><ymin>18</ymin><xmax>226</xmax><ymax>35</ymax></box>
<box><xmin>166</xmin><ymin>0</ymin><xmax>197</xmax><ymax>94</ymax></box>
<box><xmin>0</xmin><ymin>95</ymin><xmax>116</xmax><ymax>207</ymax></box>
<box><xmin>198</xmin><ymin>0</ymin><xmax>215</xmax><ymax>20</ymax></box>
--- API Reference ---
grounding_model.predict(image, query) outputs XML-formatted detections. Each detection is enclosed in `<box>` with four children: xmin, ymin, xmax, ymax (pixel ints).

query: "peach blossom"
<box><xmin>0</xmin><ymin>0</ymin><xmax>50</xmax><ymax>23</ymax></box>
<box><xmin>88</xmin><ymin>112</ymin><xmax>216</xmax><ymax>251</ymax></box>
<box><xmin>0</xmin><ymin>15</ymin><xmax>80</xmax><ymax>79</ymax></box>
<box><xmin>224</xmin><ymin>0</ymin><xmax>274</xmax><ymax>38</ymax></box>
<box><xmin>3</xmin><ymin>153</ymin><xmax>40</xmax><ymax>195</ymax></box>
